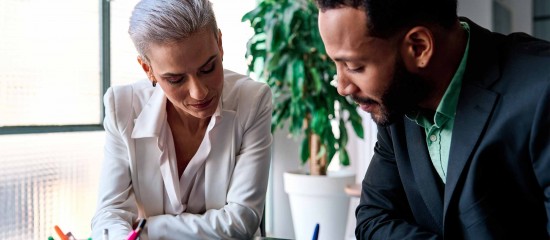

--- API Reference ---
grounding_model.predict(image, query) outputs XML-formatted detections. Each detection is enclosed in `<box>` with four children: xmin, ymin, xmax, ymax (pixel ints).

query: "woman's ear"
<box><xmin>137</xmin><ymin>56</ymin><xmax>153</xmax><ymax>80</ymax></box>
<box><xmin>400</xmin><ymin>26</ymin><xmax>434</xmax><ymax>71</ymax></box>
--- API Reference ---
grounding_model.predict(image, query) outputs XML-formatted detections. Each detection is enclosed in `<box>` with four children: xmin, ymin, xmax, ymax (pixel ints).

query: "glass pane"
<box><xmin>534</xmin><ymin>0</ymin><xmax>550</xmax><ymax>17</ymax></box>
<box><xmin>534</xmin><ymin>20</ymin><xmax>550</xmax><ymax>41</ymax></box>
<box><xmin>110</xmin><ymin>0</ymin><xmax>147</xmax><ymax>87</ymax></box>
<box><xmin>0</xmin><ymin>1</ymin><xmax>101</xmax><ymax>127</ymax></box>
<box><xmin>0</xmin><ymin>132</ymin><xmax>103</xmax><ymax>240</ymax></box>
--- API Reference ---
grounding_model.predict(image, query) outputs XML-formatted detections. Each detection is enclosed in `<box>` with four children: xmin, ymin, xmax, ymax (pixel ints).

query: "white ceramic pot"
<box><xmin>283</xmin><ymin>170</ymin><xmax>355</xmax><ymax>240</ymax></box>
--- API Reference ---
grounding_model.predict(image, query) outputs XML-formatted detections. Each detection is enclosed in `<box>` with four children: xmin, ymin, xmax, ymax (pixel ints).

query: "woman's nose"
<box><xmin>188</xmin><ymin>77</ymin><xmax>209</xmax><ymax>100</ymax></box>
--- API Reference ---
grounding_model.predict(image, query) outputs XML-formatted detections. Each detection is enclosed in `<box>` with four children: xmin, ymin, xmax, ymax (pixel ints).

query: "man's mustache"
<box><xmin>352</xmin><ymin>95</ymin><xmax>379</xmax><ymax>105</ymax></box>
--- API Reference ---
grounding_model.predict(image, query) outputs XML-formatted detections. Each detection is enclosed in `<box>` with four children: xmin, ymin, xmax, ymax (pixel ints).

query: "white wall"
<box><xmin>458</xmin><ymin>0</ymin><xmax>493</xmax><ymax>30</ymax></box>
<box><xmin>458</xmin><ymin>0</ymin><xmax>533</xmax><ymax>34</ymax></box>
<box><xmin>498</xmin><ymin>0</ymin><xmax>533</xmax><ymax>34</ymax></box>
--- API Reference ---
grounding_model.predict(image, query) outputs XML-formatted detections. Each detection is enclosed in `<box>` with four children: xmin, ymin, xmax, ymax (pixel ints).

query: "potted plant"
<box><xmin>242</xmin><ymin>0</ymin><xmax>364</xmax><ymax>239</ymax></box>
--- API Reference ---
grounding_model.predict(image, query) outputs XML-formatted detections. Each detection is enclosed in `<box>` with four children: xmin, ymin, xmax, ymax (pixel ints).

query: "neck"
<box><xmin>167</xmin><ymin>102</ymin><xmax>210</xmax><ymax>135</ymax></box>
<box><xmin>419</xmin><ymin>21</ymin><xmax>468</xmax><ymax>110</ymax></box>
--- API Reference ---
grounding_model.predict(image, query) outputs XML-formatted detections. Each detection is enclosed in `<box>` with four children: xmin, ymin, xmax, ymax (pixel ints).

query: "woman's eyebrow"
<box><xmin>159</xmin><ymin>54</ymin><xmax>218</xmax><ymax>77</ymax></box>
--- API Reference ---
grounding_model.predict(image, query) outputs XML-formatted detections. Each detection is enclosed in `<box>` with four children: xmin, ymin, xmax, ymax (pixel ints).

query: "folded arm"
<box><xmin>146</xmin><ymin>84</ymin><xmax>273</xmax><ymax>239</ymax></box>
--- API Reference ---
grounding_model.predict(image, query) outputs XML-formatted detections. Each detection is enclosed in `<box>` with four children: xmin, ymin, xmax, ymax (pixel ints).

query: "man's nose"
<box><xmin>188</xmin><ymin>77</ymin><xmax>209</xmax><ymax>100</ymax></box>
<box><xmin>336</xmin><ymin>74</ymin><xmax>358</xmax><ymax>96</ymax></box>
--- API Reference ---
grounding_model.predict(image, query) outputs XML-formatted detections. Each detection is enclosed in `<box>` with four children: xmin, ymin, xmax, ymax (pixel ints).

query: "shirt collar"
<box><xmin>131</xmin><ymin>86</ymin><xmax>224</xmax><ymax>139</ymax></box>
<box><xmin>407</xmin><ymin>21</ymin><xmax>471</xmax><ymax>128</ymax></box>
<box><xmin>132</xmin><ymin>86</ymin><xmax>167</xmax><ymax>138</ymax></box>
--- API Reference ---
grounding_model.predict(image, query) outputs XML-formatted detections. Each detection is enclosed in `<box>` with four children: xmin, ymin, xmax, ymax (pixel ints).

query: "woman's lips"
<box><xmin>188</xmin><ymin>98</ymin><xmax>213</xmax><ymax>110</ymax></box>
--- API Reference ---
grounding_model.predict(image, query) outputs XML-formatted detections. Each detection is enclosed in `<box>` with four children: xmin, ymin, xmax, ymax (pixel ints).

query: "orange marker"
<box><xmin>54</xmin><ymin>225</ymin><xmax>68</xmax><ymax>240</ymax></box>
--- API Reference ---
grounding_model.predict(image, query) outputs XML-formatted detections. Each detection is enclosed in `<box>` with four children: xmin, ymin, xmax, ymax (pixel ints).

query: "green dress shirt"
<box><xmin>408</xmin><ymin>22</ymin><xmax>470</xmax><ymax>183</ymax></box>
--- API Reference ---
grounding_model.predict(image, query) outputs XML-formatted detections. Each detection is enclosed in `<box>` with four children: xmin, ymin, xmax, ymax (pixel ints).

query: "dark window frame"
<box><xmin>0</xmin><ymin>0</ymin><xmax>111</xmax><ymax>135</ymax></box>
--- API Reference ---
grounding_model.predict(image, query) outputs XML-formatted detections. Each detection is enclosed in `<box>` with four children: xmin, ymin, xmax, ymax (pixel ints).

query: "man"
<box><xmin>315</xmin><ymin>0</ymin><xmax>550</xmax><ymax>239</ymax></box>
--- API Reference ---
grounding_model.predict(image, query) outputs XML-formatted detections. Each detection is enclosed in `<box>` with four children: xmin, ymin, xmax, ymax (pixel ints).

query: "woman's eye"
<box><xmin>166</xmin><ymin>76</ymin><xmax>185</xmax><ymax>84</ymax></box>
<box><xmin>200</xmin><ymin>62</ymin><xmax>216</xmax><ymax>74</ymax></box>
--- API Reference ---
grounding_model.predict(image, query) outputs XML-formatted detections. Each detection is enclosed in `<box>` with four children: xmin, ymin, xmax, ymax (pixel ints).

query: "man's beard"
<box><xmin>355</xmin><ymin>56</ymin><xmax>431</xmax><ymax>126</ymax></box>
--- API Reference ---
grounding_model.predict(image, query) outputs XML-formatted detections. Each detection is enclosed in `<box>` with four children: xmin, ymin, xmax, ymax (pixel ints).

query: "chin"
<box><xmin>370</xmin><ymin>107</ymin><xmax>401</xmax><ymax>127</ymax></box>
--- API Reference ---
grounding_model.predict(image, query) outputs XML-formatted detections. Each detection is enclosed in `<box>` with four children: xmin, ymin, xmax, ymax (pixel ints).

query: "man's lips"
<box><xmin>353</xmin><ymin>97</ymin><xmax>378</xmax><ymax>113</ymax></box>
<box><xmin>358</xmin><ymin>102</ymin><xmax>376</xmax><ymax>112</ymax></box>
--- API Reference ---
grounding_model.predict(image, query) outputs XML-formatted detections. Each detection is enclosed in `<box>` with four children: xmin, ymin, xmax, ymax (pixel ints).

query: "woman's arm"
<box><xmin>146</xmin><ymin>83</ymin><xmax>273</xmax><ymax>240</ymax></box>
<box><xmin>91</xmin><ymin>87</ymin><xmax>139</xmax><ymax>240</ymax></box>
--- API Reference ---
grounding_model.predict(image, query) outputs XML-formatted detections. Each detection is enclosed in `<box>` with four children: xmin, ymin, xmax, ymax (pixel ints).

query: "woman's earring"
<box><xmin>152</xmin><ymin>81</ymin><xmax>157</xmax><ymax>87</ymax></box>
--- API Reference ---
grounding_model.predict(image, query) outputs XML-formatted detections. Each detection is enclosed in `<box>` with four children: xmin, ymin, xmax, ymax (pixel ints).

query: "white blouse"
<box><xmin>91</xmin><ymin>69</ymin><xmax>272</xmax><ymax>240</ymax></box>
<box><xmin>160</xmin><ymin>103</ymin><xmax>221</xmax><ymax>215</ymax></box>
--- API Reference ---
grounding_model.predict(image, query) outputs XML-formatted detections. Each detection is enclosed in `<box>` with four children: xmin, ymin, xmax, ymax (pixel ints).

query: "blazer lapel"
<box><xmin>205</xmin><ymin>109</ymin><xmax>236</xmax><ymax>209</ymax></box>
<box><xmin>405</xmin><ymin>120</ymin><xmax>444</xmax><ymax>230</ymax></box>
<box><xmin>443</xmin><ymin>18</ymin><xmax>501</xmax><ymax>218</ymax></box>
<box><xmin>131</xmin><ymin>86</ymin><xmax>168</xmax><ymax>216</ymax></box>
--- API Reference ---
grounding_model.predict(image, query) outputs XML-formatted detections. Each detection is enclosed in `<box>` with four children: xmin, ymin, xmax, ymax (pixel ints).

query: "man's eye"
<box><xmin>347</xmin><ymin>66</ymin><xmax>364</xmax><ymax>73</ymax></box>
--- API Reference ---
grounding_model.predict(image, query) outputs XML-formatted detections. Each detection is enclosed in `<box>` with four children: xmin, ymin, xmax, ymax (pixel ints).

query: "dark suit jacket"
<box><xmin>355</xmin><ymin>19</ymin><xmax>550</xmax><ymax>240</ymax></box>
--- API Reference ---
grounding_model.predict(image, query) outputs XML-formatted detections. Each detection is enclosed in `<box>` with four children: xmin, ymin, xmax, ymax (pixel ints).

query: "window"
<box><xmin>534</xmin><ymin>0</ymin><xmax>550</xmax><ymax>41</ymax></box>
<box><xmin>0</xmin><ymin>0</ymin><xmax>257</xmax><ymax>239</ymax></box>
<box><xmin>0</xmin><ymin>0</ymin><xmax>103</xmax><ymax>134</ymax></box>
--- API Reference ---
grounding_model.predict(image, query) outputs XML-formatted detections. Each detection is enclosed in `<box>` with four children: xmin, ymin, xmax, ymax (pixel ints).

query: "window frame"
<box><xmin>0</xmin><ymin>0</ymin><xmax>111</xmax><ymax>135</ymax></box>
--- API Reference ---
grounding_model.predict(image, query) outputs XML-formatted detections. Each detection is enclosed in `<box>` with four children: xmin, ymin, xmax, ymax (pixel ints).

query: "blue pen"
<box><xmin>312</xmin><ymin>223</ymin><xmax>319</xmax><ymax>240</ymax></box>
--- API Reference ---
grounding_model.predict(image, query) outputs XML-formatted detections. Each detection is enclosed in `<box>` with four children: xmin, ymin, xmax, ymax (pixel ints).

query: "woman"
<box><xmin>91</xmin><ymin>0</ymin><xmax>272</xmax><ymax>239</ymax></box>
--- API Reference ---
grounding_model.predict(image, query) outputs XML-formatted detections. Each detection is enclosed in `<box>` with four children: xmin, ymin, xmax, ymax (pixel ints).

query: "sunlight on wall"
<box><xmin>211</xmin><ymin>0</ymin><xmax>257</xmax><ymax>75</ymax></box>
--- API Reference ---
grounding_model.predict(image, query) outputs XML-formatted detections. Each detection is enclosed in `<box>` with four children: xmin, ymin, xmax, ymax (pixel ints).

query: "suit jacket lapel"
<box><xmin>405</xmin><ymin>120</ymin><xmax>444</xmax><ymax>230</ymax></box>
<box><xmin>443</xmin><ymin>18</ymin><xmax>501</xmax><ymax>218</ymax></box>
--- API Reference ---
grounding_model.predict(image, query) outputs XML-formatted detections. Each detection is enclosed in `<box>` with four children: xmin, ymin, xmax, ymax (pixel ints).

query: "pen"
<box><xmin>66</xmin><ymin>232</ymin><xmax>77</xmax><ymax>240</ymax></box>
<box><xmin>126</xmin><ymin>219</ymin><xmax>147</xmax><ymax>240</ymax></box>
<box><xmin>103</xmin><ymin>228</ymin><xmax>109</xmax><ymax>240</ymax></box>
<box><xmin>311</xmin><ymin>223</ymin><xmax>319</xmax><ymax>240</ymax></box>
<box><xmin>54</xmin><ymin>225</ymin><xmax>68</xmax><ymax>240</ymax></box>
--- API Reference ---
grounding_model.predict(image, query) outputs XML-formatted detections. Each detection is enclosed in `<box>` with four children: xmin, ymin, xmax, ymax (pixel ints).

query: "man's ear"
<box><xmin>400</xmin><ymin>26</ymin><xmax>434</xmax><ymax>71</ymax></box>
<box><xmin>137</xmin><ymin>56</ymin><xmax>154</xmax><ymax>81</ymax></box>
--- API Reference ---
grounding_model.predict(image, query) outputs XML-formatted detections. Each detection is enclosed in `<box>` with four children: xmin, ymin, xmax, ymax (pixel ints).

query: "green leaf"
<box><xmin>242</xmin><ymin>0</ymin><xmax>363</xmax><ymax>173</ymax></box>
<box><xmin>350</xmin><ymin>111</ymin><xmax>365</xmax><ymax>139</ymax></box>
<box><xmin>300</xmin><ymin>135</ymin><xmax>309</xmax><ymax>164</ymax></box>
<box><xmin>291</xmin><ymin>60</ymin><xmax>305</xmax><ymax>98</ymax></box>
<box><xmin>309</xmin><ymin>68</ymin><xmax>322</xmax><ymax>93</ymax></box>
<box><xmin>339</xmin><ymin>148</ymin><xmax>350</xmax><ymax>166</ymax></box>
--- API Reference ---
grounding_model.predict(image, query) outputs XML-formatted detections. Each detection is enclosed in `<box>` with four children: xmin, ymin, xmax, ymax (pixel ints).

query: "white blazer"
<box><xmin>91</xmin><ymin>69</ymin><xmax>272</xmax><ymax>240</ymax></box>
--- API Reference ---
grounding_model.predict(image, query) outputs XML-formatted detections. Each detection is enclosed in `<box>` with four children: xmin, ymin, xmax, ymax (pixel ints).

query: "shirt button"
<box><xmin>430</xmin><ymin>135</ymin><xmax>437</xmax><ymax>142</ymax></box>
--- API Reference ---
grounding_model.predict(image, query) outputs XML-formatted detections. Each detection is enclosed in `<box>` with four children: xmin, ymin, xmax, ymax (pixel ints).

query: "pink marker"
<box><xmin>126</xmin><ymin>219</ymin><xmax>147</xmax><ymax>240</ymax></box>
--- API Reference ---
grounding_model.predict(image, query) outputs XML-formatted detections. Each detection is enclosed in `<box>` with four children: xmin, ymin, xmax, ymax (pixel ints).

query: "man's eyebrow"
<box><xmin>333</xmin><ymin>56</ymin><xmax>363</xmax><ymax>62</ymax></box>
<box><xmin>333</xmin><ymin>57</ymin><xmax>353</xmax><ymax>62</ymax></box>
<box><xmin>159</xmin><ymin>54</ymin><xmax>218</xmax><ymax>77</ymax></box>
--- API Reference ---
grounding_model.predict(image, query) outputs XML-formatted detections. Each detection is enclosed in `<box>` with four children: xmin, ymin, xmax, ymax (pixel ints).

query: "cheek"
<box><xmin>355</xmin><ymin>67</ymin><xmax>393</xmax><ymax>96</ymax></box>
<box><xmin>208</xmin><ymin>69</ymin><xmax>224</xmax><ymax>92</ymax></box>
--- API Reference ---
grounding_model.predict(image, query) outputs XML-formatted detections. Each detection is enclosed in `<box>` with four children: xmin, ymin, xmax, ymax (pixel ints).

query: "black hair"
<box><xmin>315</xmin><ymin>0</ymin><xmax>458</xmax><ymax>38</ymax></box>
